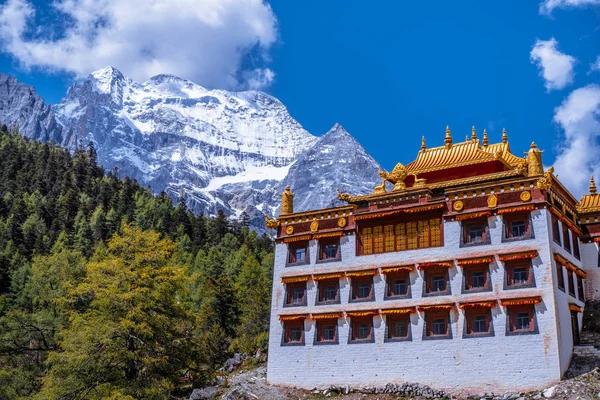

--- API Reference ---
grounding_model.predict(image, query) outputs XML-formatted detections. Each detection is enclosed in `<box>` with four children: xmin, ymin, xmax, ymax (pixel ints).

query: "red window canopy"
<box><xmin>353</xmin><ymin>202</ymin><xmax>445</xmax><ymax>221</ymax></box>
<box><xmin>279</xmin><ymin>314</ymin><xmax>308</xmax><ymax>321</ymax></box>
<box><xmin>569</xmin><ymin>304</ymin><xmax>582</xmax><ymax>313</ymax></box>
<box><xmin>380</xmin><ymin>307</ymin><xmax>416</xmax><ymax>315</ymax></box>
<box><xmin>454</xmin><ymin>211</ymin><xmax>492</xmax><ymax>221</ymax></box>
<box><xmin>500</xmin><ymin>296</ymin><xmax>542</xmax><ymax>306</ymax></box>
<box><xmin>313</xmin><ymin>231</ymin><xmax>343</xmax><ymax>239</ymax></box>
<box><xmin>346</xmin><ymin>269</ymin><xmax>377</xmax><ymax>278</ymax></box>
<box><xmin>312</xmin><ymin>272</ymin><xmax>344</xmax><ymax>281</ymax></box>
<box><xmin>381</xmin><ymin>265</ymin><xmax>415</xmax><ymax>274</ymax></box>
<box><xmin>554</xmin><ymin>253</ymin><xmax>587</xmax><ymax>278</ymax></box>
<box><xmin>459</xmin><ymin>301</ymin><xmax>497</xmax><ymax>309</ymax></box>
<box><xmin>310</xmin><ymin>313</ymin><xmax>342</xmax><ymax>320</ymax></box>
<box><xmin>283</xmin><ymin>234</ymin><xmax>312</xmax><ymax>243</ymax></box>
<box><xmin>346</xmin><ymin>310</ymin><xmax>378</xmax><ymax>317</ymax></box>
<box><xmin>417</xmin><ymin>261</ymin><xmax>453</xmax><ymax>270</ymax></box>
<box><xmin>497</xmin><ymin>205</ymin><xmax>535</xmax><ymax>215</ymax></box>
<box><xmin>498</xmin><ymin>250</ymin><xmax>538</xmax><ymax>262</ymax></box>
<box><xmin>418</xmin><ymin>304</ymin><xmax>455</xmax><ymax>311</ymax></box>
<box><xmin>281</xmin><ymin>275</ymin><xmax>310</xmax><ymax>284</ymax></box>
<box><xmin>457</xmin><ymin>256</ymin><xmax>494</xmax><ymax>266</ymax></box>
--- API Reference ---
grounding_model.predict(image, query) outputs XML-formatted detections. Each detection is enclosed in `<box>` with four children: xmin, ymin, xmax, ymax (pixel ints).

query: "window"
<box><xmin>503</xmin><ymin>213</ymin><xmax>532</xmax><ymax>240</ymax></box>
<box><xmin>318</xmin><ymin>238</ymin><xmax>340</xmax><ymax>261</ymax></box>
<box><xmin>350</xmin><ymin>276</ymin><xmax>374</xmax><ymax>302</ymax></box>
<box><xmin>349</xmin><ymin>316</ymin><xmax>374</xmax><ymax>343</ymax></box>
<box><xmin>282</xmin><ymin>320</ymin><xmax>304</xmax><ymax>345</ymax></box>
<box><xmin>563</xmin><ymin>225</ymin><xmax>571</xmax><ymax>253</ymax></box>
<box><xmin>552</xmin><ymin>216</ymin><xmax>561</xmax><ymax>245</ymax></box>
<box><xmin>461</xmin><ymin>218</ymin><xmax>489</xmax><ymax>246</ymax></box>
<box><xmin>464</xmin><ymin>308</ymin><xmax>493</xmax><ymax>337</ymax></box>
<box><xmin>507</xmin><ymin>305</ymin><xmax>537</xmax><ymax>335</ymax></box>
<box><xmin>568</xmin><ymin>271</ymin><xmax>576</xmax><ymax>297</ymax></box>
<box><xmin>424</xmin><ymin>310</ymin><xmax>452</xmax><ymax>339</ymax></box>
<box><xmin>463</xmin><ymin>265</ymin><xmax>491</xmax><ymax>293</ymax></box>
<box><xmin>358</xmin><ymin>217</ymin><xmax>442</xmax><ymax>255</ymax></box>
<box><xmin>577</xmin><ymin>276</ymin><xmax>585</xmax><ymax>301</ymax></box>
<box><xmin>314</xmin><ymin>319</ymin><xmax>338</xmax><ymax>344</ymax></box>
<box><xmin>288</xmin><ymin>242</ymin><xmax>309</xmax><ymax>265</ymax></box>
<box><xmin>424</xmin><ymin>268</ymin><xmax>450</xmax><ymax>296</ymax></box>
<box><xmin>316</xmin><ymin>279</ymin><xmax>340</xmax><ymax>305</ymax></box>
<box><xmin>505</xmin><ymin>260</ymin><xmax>535</xmax><ymax>289</ymax></box>
<box><xmin>556</xmin><ymin>263</ymin><xmax>565</xmax><ymax>291</ymax></box>
<box><xmin>285</xmin><ymin>282</ymin><xmax>306</xmax><ymax>307</ymax></box>
<box><xmin>577</xmin><ymin>275</ymin><xmax>585</xmax><ymax>300</ymax></box>
<box><xmin>385</xmin><ymin>271</ymin><xmax>410</xmax><ymax>298</ymax></box>
<box><xmin>386</xmin><ymin>315</ymin><xmax>411</xmax><ymax>341</ymax></box>
<box><xmin>573</xmin><ymin>234</ymin><xmax>581</xmax><ymax>260</ymax></box>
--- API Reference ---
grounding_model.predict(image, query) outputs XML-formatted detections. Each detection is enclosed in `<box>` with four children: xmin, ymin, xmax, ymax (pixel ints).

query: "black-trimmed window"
<box><xmin>284</xmin><ymin>282</ymin><xmax>307</xmax><ymax>307</ymax></box>
<box><xmin>463</xmin><ymin>264</ymin><xmax>491</xmax><ymax>293</ymax></box>
<box><xmin>385</xmin><ymin>271</ymin><xmax>410</xmax><ymax>299</ymax></box>
<box><xmin>282</xmin><ymin>320</ymin><xmax>305</xmax><ymax>345</ymax></box>
<box><xmin>464</xmin><ymin>308</ymin><xmax>494</xmax><ymax>337</ymax></box>
<box><xmin>568</xmin><ymin>270</ymin><xmax>576</xmax><ymax>297</ymax></box>
<box><xmin>556</xmin><ymin>263</ymin><xmax>565</xmax><ymax>292</ymax></box>
<box><xmin>573</xmin><ymin>234</ymin><xmax>581</xmax><ymax>260</ymax></box>
<box><xmin>316</xmin><ymin>278</ymin><xmax>340</xmax><ymax>305</ymax></box>
<box><xmin>288</xmin><ymin>241</ymin><xmax>309</xmax><ymax>265</ymax></box>
<box><xmin>350</xmin><ymin>276</ymin><xmax>375</xmax><ymax>302</ymax></box>
<box><xmin>349</xmin><ymin>316</ymin><xmax>374</xmax><ymax>343</ymax></box>
<box><xmin>385</xmin><ymin>314</ymin><xmax>411</xmax><ymax>342</ymax></box>
<box><xmin>577</xmin><ymin>275</ymin><xmax>585</xmax><ymax>301</ymax></box>
<box><xmin>552</xmin><ymin>215</ymin><xmax>561</xmax><ymax>245</ymax></box>
<box><xmin>563</xmin><ymin>225</ymin><xmax>571</xmax><ymax>253</ymax></box>
<box><xmin>423</xmin><ymin>268</ymin><xmax>451</xmax><ymax>296</ymax></box>
<box><xmin>506</xmin><ymin>305</ymin><xmax>538</xmax><ymax>335</ymax></box>
<box><xmin>423</xmin><ymin>310</ymin><xmax>452</xmax><ymax>339</ymax></box>
<box><xmin>314</xmin><ymin>319</ymin><xmax>338</xmax><ymax>345</ymax></box>
<box><xmin>505</xmin><ymin>260</ymin><xmax>535</xmax><ymax>289</ymax></box>
<box><xmin>503</xmin><ymin>213</ymin><xmax>533</xmax><ymax>241</ymax></box>
<box><xmin>461</xmin><ymin>218</ymin><xmax>490</xmax><ymax>246</ymax></box>
<box><xmin>318</xmin><ymin>238</ymin><xmax>340</xmax><ymax>262</ymax></box>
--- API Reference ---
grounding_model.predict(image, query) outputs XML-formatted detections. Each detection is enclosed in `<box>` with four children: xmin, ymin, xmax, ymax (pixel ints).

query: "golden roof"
<box><xmin>578</xmin><ymin>177</ymin><xmax>600</xmax><ymax>214</ymax></box>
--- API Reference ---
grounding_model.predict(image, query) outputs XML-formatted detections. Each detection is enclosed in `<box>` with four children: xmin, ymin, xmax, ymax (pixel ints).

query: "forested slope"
<box><xmin>0</xmin><ymin>125</ymin><xmax>274</xmax><ymax>399</ymax></box>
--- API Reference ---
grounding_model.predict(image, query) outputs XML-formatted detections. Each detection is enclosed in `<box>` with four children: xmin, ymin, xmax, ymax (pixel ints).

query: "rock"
<box><xmin>189</xmin><ymin>386</ymin><xmax>219</xmax><ymax>400</ymax></box>
<box><xmin>543</xmin><ymin>386</ymin><xmax>556</xmax><ymax>398</ymax></box>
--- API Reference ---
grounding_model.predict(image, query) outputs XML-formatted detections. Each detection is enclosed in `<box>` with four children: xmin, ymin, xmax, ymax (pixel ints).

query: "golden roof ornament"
<box><xmin>379</xmin><ymin>163</ymin><xmax>408</xmax><ymax>191</ymax></box>
<box><xmin>526</xmin><ymin>142</ymin><xmax>544</xmax><ymax>177</ymax></box>
<box><xmin>471</xmin><ymin>126</ymin><xmax>477</xmax><ymax>141</ymax></box>
<box><xmin>373</xmin><ymin>178</ymin><xmax>387</xmax><ymax>194</ymax></box>
<box><xmin>536</xmin><ymin>166</ymin><xmax>554</xmax><ymax>190</ymax></box>
<box><xmin>280</xmin><ymin>186</ymin><xmax>294</xmax><ymax>215</ymax></box>
<box><xmin>465</xmin><ymin>135</ymin><xmax>469</xmax><ymax>142</ymax></box>
<box><xmin>482</xmin><ymin>129</ymin><xmax>489</xmax><ymax>147</ymax></box>
<box><xmin>421</xmin><ymin>136</ymin><xmax>426</xmax><ymax>151</ymax></box>
<box><xmin>264</xmin><ymin>215</ymin><xmax>280</xmax><ymax>229</ymax></box>
<box><xmin>444</xmin><ymin>126</ymin><xmax>452</xmax><ymax>149</ymax></box>
<box><xmin>590</xmin><ymin>176</ymin><xmax>597</xmax><ymax>194</ymax></box>
<box><xmin>502</xmin><ymin>128</ymin><xmax>508</xmax><ymax>144</ymax></box>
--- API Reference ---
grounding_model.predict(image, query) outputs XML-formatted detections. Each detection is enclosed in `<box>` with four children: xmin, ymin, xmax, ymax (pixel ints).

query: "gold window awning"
<box><xmin>454</xmin><ymin>211</ymin><xmax>492</xmax><ymax>221</ymax></box>
<box><xmin>569</xmin><ymin>304</ymin><xmax>583</xmax><ymax>313</ymax></box>
<box><xmin>346</xmin><ymin>310</ymin><xmax>378</xmax><ymax>317</ymax></box>
<box><xmin>283</xmin><ymin>234</ymin><xmax>312</xmax><ymax>243</ymax></box>
<box><xmin>456</xmin><ymin>256</ymin><xmax>494</xmax><ymax>266</ymax></box>
<box><xmin>498</xmin><ymin>250</ymin><xmax>538</xmax><ymax>262</ymax></box>
<box><xmin>279</xmin><ymin>314</ymin><xmax>308</xmax><ymax>321</ymax></box>
<box><xmin>353</xmin><ymin>203</ymin><xmax>445</xmax><ymax>221</ymax></box>
<box><xmin>312</xmin><ymin>272</ymin><xmax>344</xmax><ymax>281</ymax></box>
<box><xmin>497</xmin><ymin>205</ymin><xmax>535</xmax><ymax>215</ymax></box>
<box><xmin>381</xmin><ymin>265</ymin><xmax>415</xmax><ymax>274</ymax></box>
<box><xmin>281</xmin><ymin>275</ymin><xmax>310</xmax><ymax>284</ymax></box>
<box><xmin>380</xmin><ymin>307</ymin><xmax>416</xmax><ymax>315</ymax></box>
<box><xmin>313</xmin><ymin>231</ymin><xmax>344</xmax><ymax>239</ymax></box>
<box><xmin>459</xmin><ymin>301</ymin><xmax>497</xmax><ymax>309</ymax></box>
<box><xmin>500</xmin><ymin>296</ymin><xmax>542</xmax><ymax>306</ymax></box>
<box><xmin>417</xmin><ymin>261</ymin><xmax>453</xmax><ymax>270</ymax></box>
<box><xmin>310</xmin><ymin>313</ymin><xmax>342</xmax><ymax>320</ymax></box>
<box><xmin>346</xmin><ymin>269</ymin><xmax>377</xmax><ymax>278</ymax></box>
<box><xmin>418</xmin><ymin>304</ymin><xmax>455</xmax><ymax>311</ymax></box>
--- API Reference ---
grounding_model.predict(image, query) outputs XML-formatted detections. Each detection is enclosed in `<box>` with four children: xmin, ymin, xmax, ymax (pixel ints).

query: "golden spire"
<box><xmin>590</xmin><ymin>176</ymin><xmax>597</xmax><ymax>195</ymax></box>
<box><xmin>465</xmin><ymin>135</ymin><xmax>469</xmax><ymax>142</ymax></box>
<box><xmin>471</xmin><ymin>126</ymin><xmax>477</xmax><ymax>141</ymax></box>
<box><xmin>502</xmin><ymin>128</ymin><xmax>508</xmax><ymax>144</ymax></box>
<box><xmin>280</xmin><ymin>186</ymin><xmax>294</xmax><ymax>215</ymax></box>
<box><xmin>444</xmin><ymin>126</ymin><xmax>452</xmax><ymax>149</ymax></box>
<box><xmin>526</xmin><ymin>142</ymin><xmax>544</xmax><ymax>177</ymax></box>
<box><xmin>421</xmin><ymin>136</ymin><xmax>426</xmax><ymax>150</ymax></box>
<box><xmin>482</xmin><ymin>128</ymin><xmax>489</xmax><ymax>147</ymax></box>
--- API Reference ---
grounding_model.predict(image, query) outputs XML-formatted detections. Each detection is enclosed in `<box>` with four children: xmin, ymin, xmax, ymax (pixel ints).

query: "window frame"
<box><xmin>315</xmin><ymin>278</ymin><xmax>341</xmax><ymax>306</ymax></box>
<box><xmin>463</xmin><ymin>308</ymin><xmax>494</xmax><ymax>338</ymax></box>
<box><xmin>506</xmin><ymin>305</ymin><xmax>539</xmax><ymax>336</ymax></box>
<box><xmin>423</xmin><ymin>268</ymin><xmax>451</xmax><ymax>297</ymax></box>
<box><xmin>281</xmin><ymin>320</ymin><xmax>305</xmax><ymax>346</ymax></box>
<box><xmin>384</xmin><ymin>271</ymin><xmax>412</xmax><ymax>300</ymax></box>
<box><xmin>568</xmin><ymin>270</ymin><xmax>576</xmax><ymax>297</ymax></box>
<box><xmin>314</xmin><ymin>318</ymin><xmax>339</xmax><ymax>345</ymax></box>
<box><xmin>461</xmin><ymin>264</ymin><xmax>492</xmax><ymax>294</ymax></box>
<box><xmin>348</xmin><ymin>316</ymin><xmax>375</xmax><ymax>344</ymax></box>
<box><xmin>573</xmin><ymin>234</ymin><xmax>581</xmax><ymax>260</ymax></box>
<box><xmin>283</xmin><ymin>281</ymin><xmax>307</xmax><ymax>307</ymax></box>
<box><xmin>504</xmin><ymin>260</ymin><xmax>536</xmax><ymax>290</ymax></box>
<box><xmin>577</xmin><ymin>275</ymin><xmax>585</xmax><ymax>301</ymax></box>
<box><xmin>460</xmin><ymin>217</ymin><xmax>491</xmax><ymax>247</ymax></box>
<box><xmin>317</xmin><ymin>237</ymin><xmax>341</xmax><ymax>263</ymax></box>
<box><xmin>384</xmin><ymin>314</ymin><xmax>412</xmax><ymax>342</ymax></box>
<box><xmin>556</xmin><ymin>262</ymin><xmax>565</xmax><ymax>292</ymax></box>
<box><xmin>286</xmin><ymin>241</ymin><xmax>310</xmax><ymax>266</ymax></box>
<box><xmin>551</xmin><ymin>215</ymin><xmax>561</xmax><ymax>245</ymax></box>
<box><xmin>423</xmin><ymin>310</ymin><xmax>453</xmax><ymax>340</ymax></box>
<box><xmin>562</xmin><ymin>224</ymin><xmax>571</xmax><ymax>254</ymax></box>
<box><xmin>349</xmin><ymin>276</ymin><xmax>375</xmax><ymax>303</ymax></box>
<box><xmin>502</xmin><ymin>212</ymin><xmax>534</xmax><ymax>242</ymax></box>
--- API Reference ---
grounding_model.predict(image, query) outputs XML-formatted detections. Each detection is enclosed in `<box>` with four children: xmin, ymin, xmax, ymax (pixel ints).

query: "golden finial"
<box><xmin>421</xmin><ymin>136</ymin><xmax>426</xmax><ymax>150</ymax></box>
<box><xmin>280</xmin><ymin>186</ymin><xmax>294</xmax><ymax>215</ymax></box>
<box><xmin>526</xmin><ymin>142</ymin><xmax>544</xmax><ymax>177</ymax></box>
<box><xmin>483</xmin><ymin>128</ymin><xmax>489</xmax><ymax>147</ymax></box>
<box><xmin>502</xmin><ymin>128</ymin><xmax>508</xmax><ymax>144</ymax></box>
<box><xmin>444</xmin><ymin>126</ymin><xmax>452</xmax><ymax>148</ymax></box>
<box><xmin>471</xmin><ymin>126</ymin><xmax>477</xmax><ymax>141</ymax></box>
<box><xmin>465</xmin><ymin>135</ymin><xmax>469</xmax><ymax>142</ymax></box>
<box><xmin>590</xmin><ymin>176</ymin><xmax>597</xmax><ymax>195</ymax></box>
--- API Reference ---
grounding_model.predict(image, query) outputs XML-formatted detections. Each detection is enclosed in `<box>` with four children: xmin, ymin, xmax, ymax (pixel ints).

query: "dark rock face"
<box><xmin>0</xmin><ymin>69</ymin><xmax>382</xmax><ymax>232</ymax></box>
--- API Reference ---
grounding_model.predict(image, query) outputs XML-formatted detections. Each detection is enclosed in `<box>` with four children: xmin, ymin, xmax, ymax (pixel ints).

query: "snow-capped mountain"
<box><xmin>0</xmin><ymin>68</ymin><xmax>382</xmax><ymax>232</ymax></box>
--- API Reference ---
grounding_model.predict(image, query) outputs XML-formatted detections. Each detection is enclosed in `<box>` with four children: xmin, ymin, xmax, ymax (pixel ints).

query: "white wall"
<box><xmin>266</xmin><ymin>209</ymin><xmax>563</xmax><ymax>393</ymax></box>
<box><xmin>581</xmin><ymin>241</ymin><xmax>600</xmax><ymax>300</ymax></box>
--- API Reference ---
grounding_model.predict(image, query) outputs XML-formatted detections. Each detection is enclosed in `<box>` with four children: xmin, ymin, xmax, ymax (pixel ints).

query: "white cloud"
<box><xmin>530</xmin><ymin>38</ymin><xmax>576</xmax><ymax>91</ymax></box>
<box><xmin>591</xmin><ymin>55</ymin><xmax>600</xmax><ymax>72</ymax></box>
<box><xmin>552</xmin><ymin>84</ymin><xmax>600</xmax><ymax>198</ymax></box>
<box><xmin>539</xmin><ymin>0</ymin><xmax>600</xmax><ymax>15</ymax></box>
<box><xmin>0</xmin><ymin>0</ymin><xmax>278</xmax><ymax>90</ymax></box>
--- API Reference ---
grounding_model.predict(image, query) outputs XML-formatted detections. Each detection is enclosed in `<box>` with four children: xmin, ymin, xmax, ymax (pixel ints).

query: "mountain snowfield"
<box><xmin>0</xmin><ymin>67</ymin><xmax>382</xmax><ymax>232</ymax></box>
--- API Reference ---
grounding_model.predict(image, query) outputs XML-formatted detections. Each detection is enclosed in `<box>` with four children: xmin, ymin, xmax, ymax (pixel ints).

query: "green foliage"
<box><xmin>0</xmin><ymin>128</ymin><xmax>275</xmax><ymax>399</ymax></box>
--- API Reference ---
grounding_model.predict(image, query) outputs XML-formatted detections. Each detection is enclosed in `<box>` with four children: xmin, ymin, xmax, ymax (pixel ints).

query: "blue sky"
<box><xmin>0</xmin><ymin>0</ymin><xmax>599</xmax><ymax>196</ymax></box>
